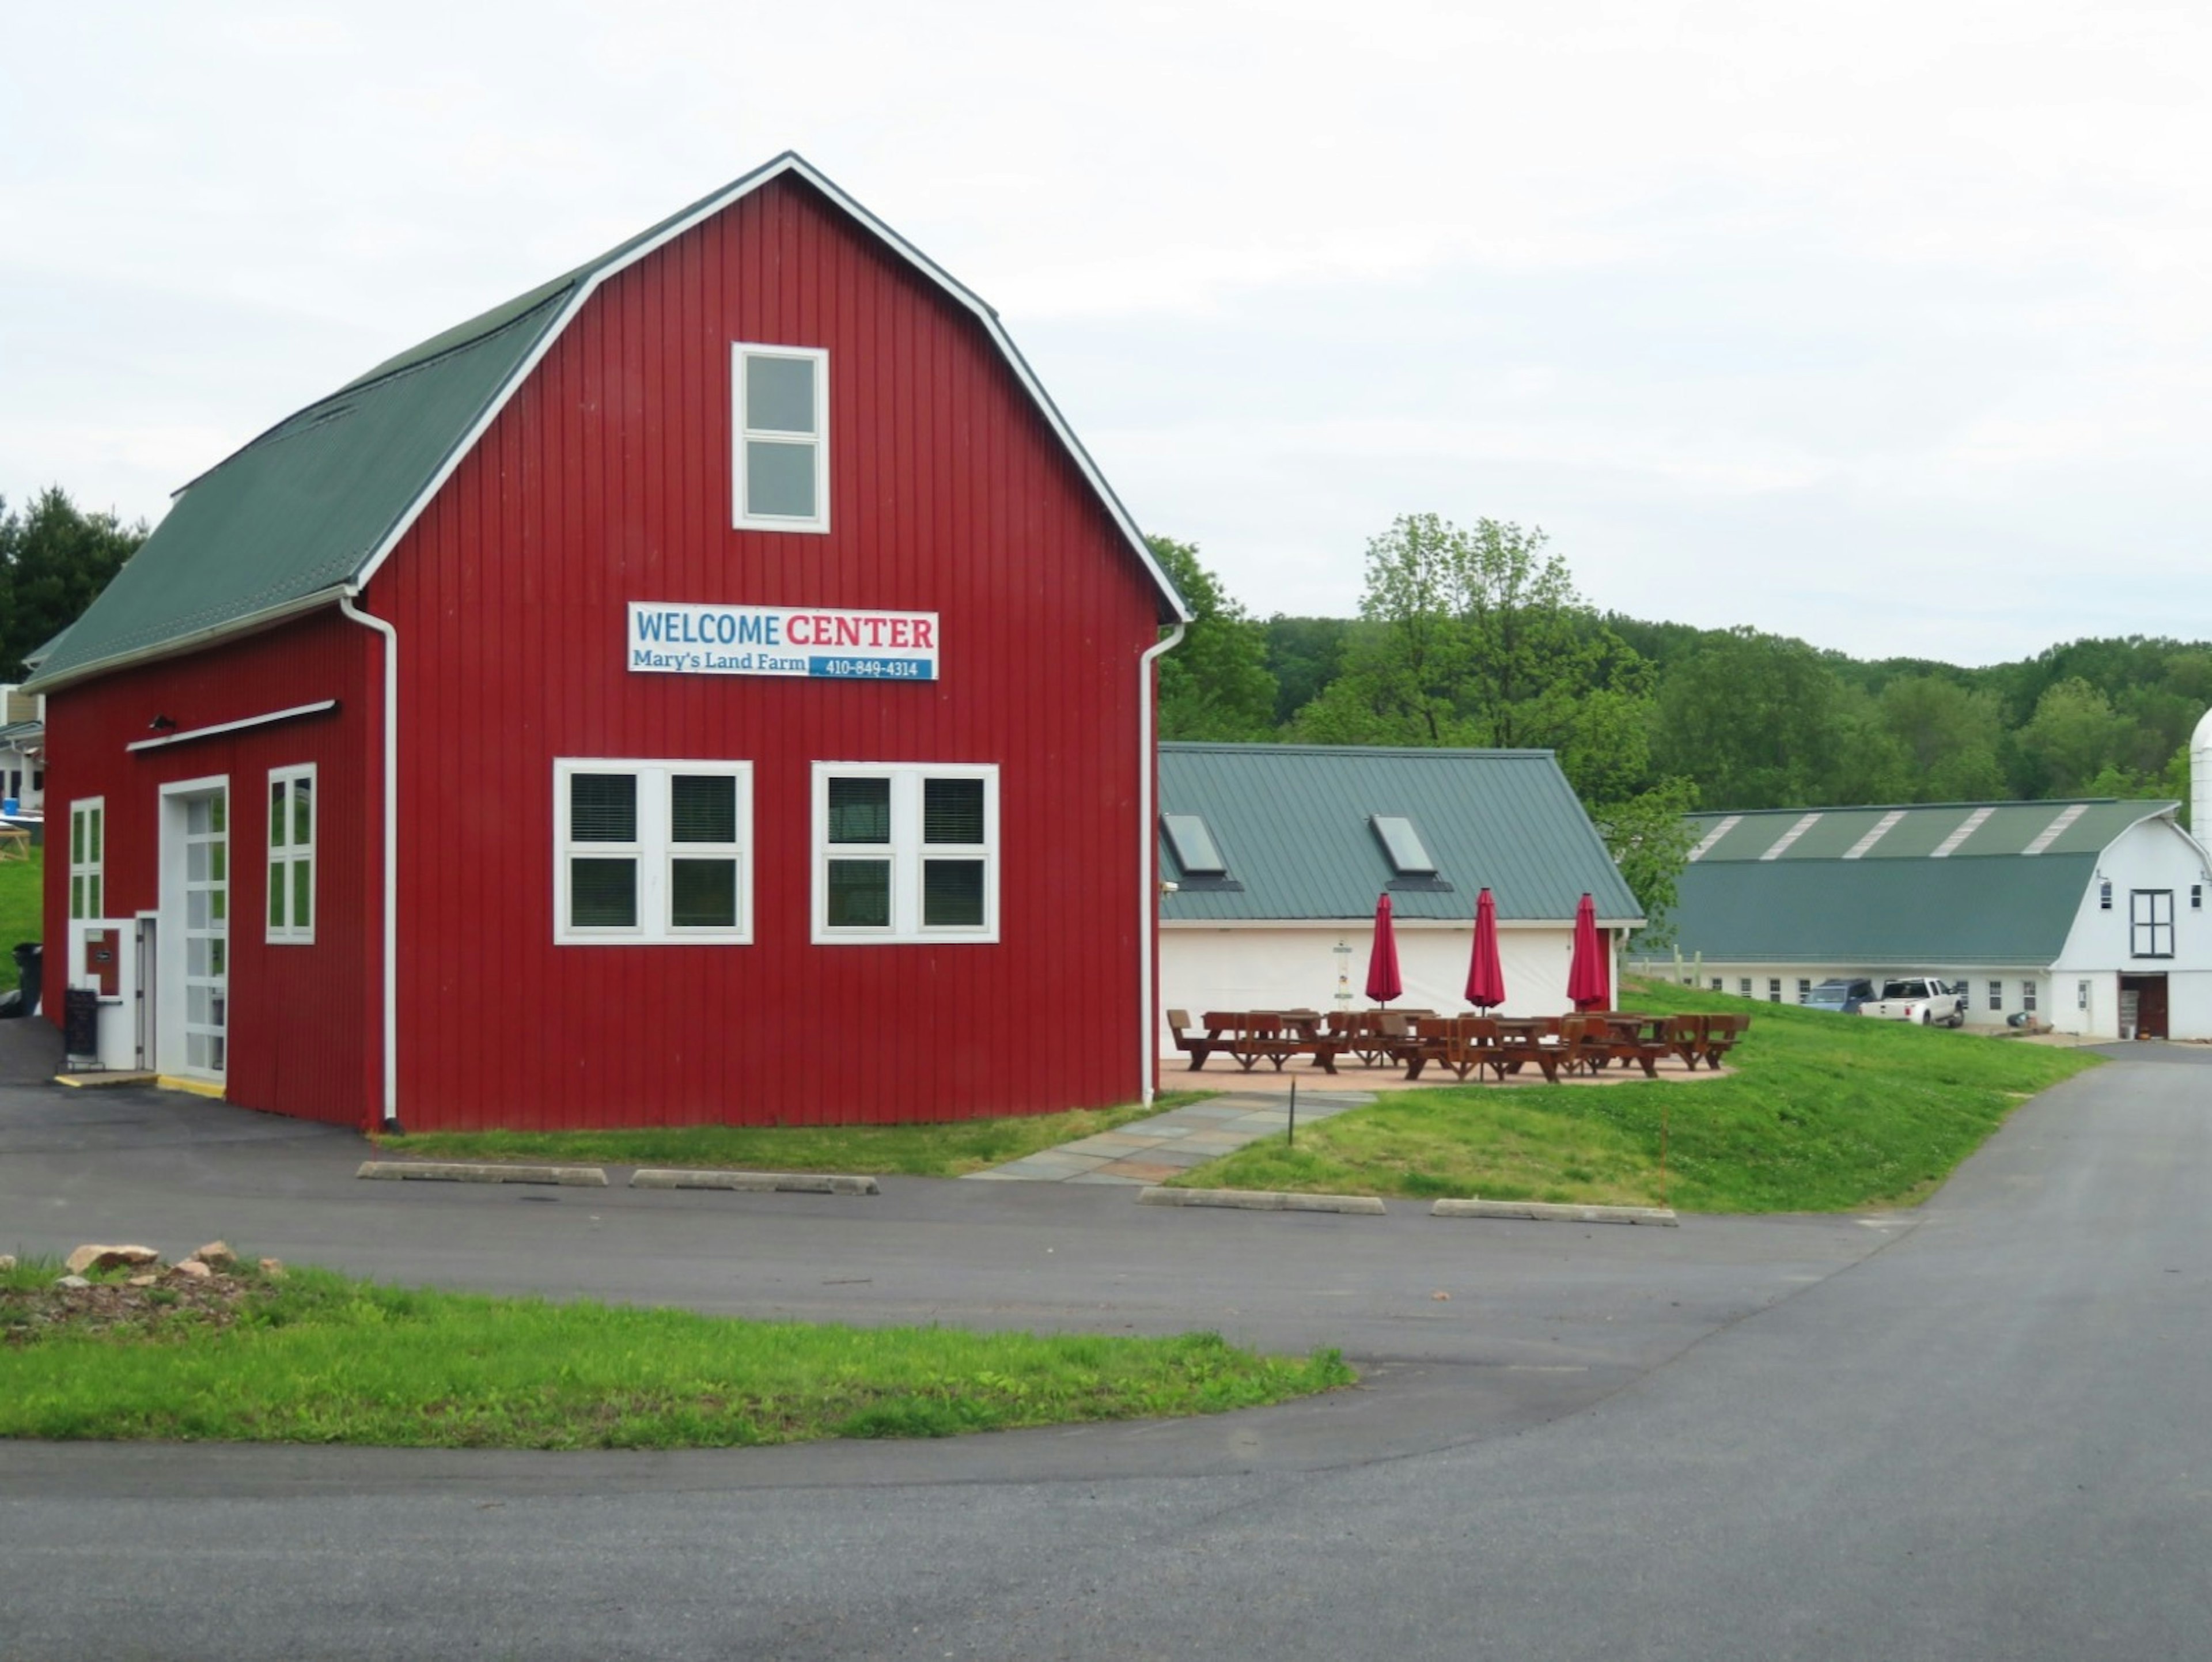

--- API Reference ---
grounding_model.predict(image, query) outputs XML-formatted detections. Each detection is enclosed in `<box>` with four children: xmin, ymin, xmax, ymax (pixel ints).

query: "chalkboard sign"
<box><xmin>63</xmin><ymin>987</ymin><xmax>100</xmax><ymax>1061</ymax></box>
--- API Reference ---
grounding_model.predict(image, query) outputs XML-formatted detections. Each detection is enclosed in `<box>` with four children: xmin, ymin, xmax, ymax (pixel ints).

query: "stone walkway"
<box><xmin>965</xmin><ymin>1089</ymin><xmax>1377</xmax><ymax>1185</ymax></box>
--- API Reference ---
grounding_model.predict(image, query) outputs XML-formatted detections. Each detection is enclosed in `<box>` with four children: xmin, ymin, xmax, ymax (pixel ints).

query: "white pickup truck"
<box><xmin>1859</xmin><ymin>977</ymin><xmax>1967</xmax><ymax>1027</ymax></box>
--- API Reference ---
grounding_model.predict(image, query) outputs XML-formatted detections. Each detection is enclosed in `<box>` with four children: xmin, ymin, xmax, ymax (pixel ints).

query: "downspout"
<box><xmin>339</xmin><ymin>590</ymin><xmax>400</xmax><ymax>1133</ymax></box>
<box><xmin>1138</xmin><ymin>621</ymin><xmax>1185</xmax><ymax>1106</ymax></box>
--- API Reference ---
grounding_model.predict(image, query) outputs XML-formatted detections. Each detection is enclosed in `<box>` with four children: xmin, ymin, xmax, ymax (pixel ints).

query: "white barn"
<box><xmin>1656</xmin><ymin>790</ymin><xmax>2212</xmax><ymax>1042</ymax></box>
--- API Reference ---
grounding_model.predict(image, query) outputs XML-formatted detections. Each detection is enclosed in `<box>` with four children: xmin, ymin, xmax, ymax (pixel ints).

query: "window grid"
<box><xmin>1738</xmin><ymin>978</ymin><xmax>1752</xmax><ymax>997</ymax></box>
<box><xmin>732</xmin><ymin>344</ymin><xmax>829</xmax><ymax>533</ymax></box>
<box><xmin>1767</xmin><ymin>978</ymin><xmax>1782</xmax><ymax>1003</ymax></box>
<box><xmin>815</xmin><ymin>764</ymin><xmax>998</xmax><ymax>944</ymax></box>
<box><xmin>266</xmin><ymin>765</ymin><xmax>315</xmax><ymax>944</ymax></box>
<box><xmin>2130</xmin><ymin>889</ymin><xmax>2175</xmax><ymax>959</ymax></box>
<box><xmin>554</xmin><ymin>761</ymin><xmax>752</xmax><ymax>944</ymax></box>
<box><xmin>68</xmin><ymin>797</ymin><xmax>104</xmax><ymax>921</ymax></box>
<box><xmin>1988</xmin><ymin>980</ymin><xmax>2003</xmax><ymax>1012</ymax></box>
<box><xmin>2022</xmin><ymin>981</ymin><xmax>2038</xmax><ymax>1013</ymax></box>
<box><xmin>1796</xmin><ymin>978</ymin><xmax>1810</xmax><ymax>1004</ymax></box>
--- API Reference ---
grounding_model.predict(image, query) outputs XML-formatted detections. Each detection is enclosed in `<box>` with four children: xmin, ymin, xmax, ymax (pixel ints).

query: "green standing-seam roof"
<box><xmin>28</xmin><ymin>153</ymin><xmax>1187</xmax><ymax>692</ymax></box>
<box><xmin>1665</xmin><ymin>797</ymin><xmax>2183</xmax><ymax>966</ymax></box>
<box><xmin>1158</xmin><ymin>743</ymin><xmax>1641</xmax><ymax>925</ymax></box>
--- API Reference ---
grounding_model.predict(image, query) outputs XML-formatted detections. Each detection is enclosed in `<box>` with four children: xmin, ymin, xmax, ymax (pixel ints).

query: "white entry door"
<box><xmin>160</xmin><ymin>781</ymin><xmax>229</xmax><ymax>1080</ymax></box>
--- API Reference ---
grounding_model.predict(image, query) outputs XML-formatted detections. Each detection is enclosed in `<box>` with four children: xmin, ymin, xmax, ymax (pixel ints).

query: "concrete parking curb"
<box><xmin>630</xmin><ymin>1169</ymin><xmax>880</xmax><ymax>1195</ymax></box>
<box><xmin>1137</xmin><ymin>1186</ymin><xmax>1386</xmax><ymax>1215</ymax></box>
<box><xmin>1430</xmin><ymin>1198</ymin><xmax>1677</xmax><ymax>1226</ymax></box>
<box><xmin>355</xmin><ymin>1161</ymin><xmax>608</xmax><ymax>1187</ymax></box>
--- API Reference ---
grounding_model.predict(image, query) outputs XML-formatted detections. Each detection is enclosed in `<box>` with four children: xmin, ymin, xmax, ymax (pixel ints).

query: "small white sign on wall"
<box><xmin>627</xmin><ymin>602</ymin><xmax>938</xmax><ymax>682</ymax></box>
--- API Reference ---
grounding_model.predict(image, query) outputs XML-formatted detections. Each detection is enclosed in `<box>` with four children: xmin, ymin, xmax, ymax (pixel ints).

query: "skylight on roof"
<box><xmin>1370</xmin><ymin>815</ymin><xmax>1437</xmax><ymax>875</ymax></box>
<box><xmin>1161</xmin><ymin>813</ymin><xmax>1226</xmax><ymax>876</ymax></box>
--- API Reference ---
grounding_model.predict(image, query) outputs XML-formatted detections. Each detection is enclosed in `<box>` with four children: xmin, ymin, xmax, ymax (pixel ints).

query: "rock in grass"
<box><xmin>170</xmin><ymin>1260</ymin><xmax>213</xmax><ymax>1281</ymax></box>
<box><xmin>188</xmin><ymin>1241</ymin><xmax>236</xmax><ymax>1267</ymax></box>
<box><xmin>258</xmin><ymin>1258</ymin><xmax>285</xmax><ymax>1278</ymax></box>
<box><xmin>65</xmin><ymin>1244</ymin><xmax>160</xmax><ymax>1275</ymax></box>
<box><xmin>127</xmin><ymin>1274</ymin><xmax>158</xmax><ymax>1288</ymax></box>
<box><xmin>54</xmin><ymin>1274</ymin><xmax>90</xmax><ymax>1289</ymax></box>
<box><xmin>0</xmin><ymin>1254</ymin><xmax>14</xmax><ymax>1273</ymax></box>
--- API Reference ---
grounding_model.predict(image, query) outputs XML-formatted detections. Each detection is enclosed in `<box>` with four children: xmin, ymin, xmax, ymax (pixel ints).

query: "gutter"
<box><xmin>1137</xmin><ymin>622</ymin><xmax>1185</xmax><ymax>1104</ymax></box>
<box><xmin>338</xmin><ymin>589</ymin><xmax>401</xmax><ymax>1133</ymax></box>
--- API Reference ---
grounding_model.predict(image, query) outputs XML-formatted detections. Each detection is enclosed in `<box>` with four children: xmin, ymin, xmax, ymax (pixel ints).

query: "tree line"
<box><xmin>1152</xmin><ymin>519</ymin><xmax>2210</xmax><ymax>929</ymax></box>
<box><xmin>0</xmin><ymin>489</ymin><xmax>147</xmax><ymax>680</ymax></box>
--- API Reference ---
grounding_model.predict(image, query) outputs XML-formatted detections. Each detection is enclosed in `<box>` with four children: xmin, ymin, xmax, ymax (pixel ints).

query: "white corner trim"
<box><xmin>1139</xmin><ymin>622</ymin><xmax>1184</xmax><ymax>1104</ymax></box>
<box><xmin>125</xmin><ymin>699</ymin><xmax>339</xmax><ymax>752</ymax></box>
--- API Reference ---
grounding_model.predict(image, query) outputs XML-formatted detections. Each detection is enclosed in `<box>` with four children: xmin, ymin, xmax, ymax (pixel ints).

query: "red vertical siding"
<box><xmin>41</xmin><ymin>613</ymin><xmax>377</xmax><ymax>1126</ymax></box>
<box><xmin>375</xmin><ymin>176</ymin><xmax>1163</xmax><ymax>1130</ymax></box>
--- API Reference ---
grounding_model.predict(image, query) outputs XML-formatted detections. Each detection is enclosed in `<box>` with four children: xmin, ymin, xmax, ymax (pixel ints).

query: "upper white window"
<box><xmin>555</xmin><ymin>760</ymin><xmax>753</xmax><ymax>944</ymax></box>
<box><xmin>733</xmin><ymin>344</ymin><xmax>829</xmax><ymax>533</ymax></box>
<box><xmin>2130</xmin><ymin>889</ymin><xmax>2175</xmax><ymax>959</ymax></box>
<box><xmin>267</xmin><ymin>765</ymin><xmax>315</xmax><ymax>944</ymax></box>
<box><xmin>69</xmin><ymin>797</ymin><xmax>103</xmax><ymax>920</ymax></box>
<box><xmin>813</xmin><ymin>763</ymin><xmax>998</xmax><ymax>944</ymax></box>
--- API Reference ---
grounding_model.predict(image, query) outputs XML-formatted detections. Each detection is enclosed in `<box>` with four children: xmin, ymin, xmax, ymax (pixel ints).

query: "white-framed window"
<box><xmin>1796</xmin><ymin>978</ymin><xmax>1811</xmax><ymax>1004</ymax></box>
<box><xmin>69</xmin><ymin>797</ymin><xmax>104</xmax><ymax>920</ymax></box>
<box><xmin>2078</xmin><ymin>979</ymin><xmax>2091</xmax><ymax>1010</ymax></box>
<box><xmin>1738</xmin><ymin>977</ymin><xmax>1752</xmax><ymax>997</ymax></box>
<box><xmin>1988</xmin><ymin>979</ymin><xmax>2003</xmax><ymax>1012</ymax></box>
<box><xmin>1710</xmin><ymin>977</ymin><xmax>1722</xmax><ymax>991</ymax></box>
<box><xmin>2130</xmin><ymin>889</ymin><xmax>2175</xmax><ymax>959</ymax></box>
<box><xmin>1767</xmin><ymin>978</ymin><xmax>1782</xmax><ymax>1003</ymax></box>
<box><xmin>732</xmin><ymin>343</ymin><xmax>828</xmax><ymax>533</ymax></box>
<box><xmin>266</xmin><ymin>764</ymin><xmax>315</xmax><ymax>944</ymax></box>
<box><xmin>2022</xmin><ymin>980</ymin><xmax>2038</xmax><ymax>1013</ymax></box>
<box><xmin>813</xmin><ymin>763</ymin><xmax>998</xmax><ymax>944</ymax></box>
<box><xmin>554</xmin><ymin>760</ymin><xmax>753</xmax><ymax>944</ymax></box>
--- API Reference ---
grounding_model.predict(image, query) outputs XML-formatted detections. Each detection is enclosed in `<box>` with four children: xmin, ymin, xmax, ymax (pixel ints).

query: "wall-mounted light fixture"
<box><xmin>147</xmin><ymin>715</ymin><xmax>177</xmax><ymax>732</ymax></box>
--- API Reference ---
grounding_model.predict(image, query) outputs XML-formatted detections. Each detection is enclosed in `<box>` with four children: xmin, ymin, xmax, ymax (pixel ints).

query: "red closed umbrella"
<box><xmin>1365</xmin><ymin>892</ymin><xmax>1403</xmax><ymax>1005</ymax></box>
<box><xmin>1566</xmin><ymin>891</ymin><xmax>1611</xmax><ymax>1011</ymax></box>
<box><xmin>1464</xmin><ymin>887</ymin><xmax>1506</xmax><ymax>1009</ymax></box>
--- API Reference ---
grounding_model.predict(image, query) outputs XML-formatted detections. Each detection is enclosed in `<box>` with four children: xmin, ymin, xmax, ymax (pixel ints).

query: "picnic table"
<box><xmin>1164</xmin><ymin>1008</ymin><xmax>1348</xmax><ymax>1073</ymax></box>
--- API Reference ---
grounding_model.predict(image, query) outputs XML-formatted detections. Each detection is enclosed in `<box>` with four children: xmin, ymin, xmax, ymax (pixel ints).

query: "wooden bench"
<box><xmin>1171</xmin><ymin>1009</ymin><xmax>1346</xmax><ymax>1073</ymax></box>
<box><xmin>1592</xmin><ymin>1012</ymin><xmax>1673</xmax><ymax>1077</ymax></box>
<box><xmin>1699</xmin><ymin>1012</ymin><xmax>1750</xmax><ymax>1068</ymax></box>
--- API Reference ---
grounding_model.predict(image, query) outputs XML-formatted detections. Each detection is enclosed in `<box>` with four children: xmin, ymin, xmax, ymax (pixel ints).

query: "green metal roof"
<box><xmin>29</xmin><ymin>154</ymin><xmax>1184</xmax><ymax>692</ymax></box>
<box><xmin>31</xmin><ymin>297</ymin><xmax>563</xmax><ymax>688</ymax></box>
<box><xmin>1684</xmin><ymin>800</ymin><xmax>2177</xmax><ymax>863</ymax></box>
<box><xmin>1668</xmin><ymin>854</ymin><xmax>2097</xmax><ymax>965</ymax></box>
<box><xmin>1158</xmin><ymin>743</ymin><xmax>1641</xmax><ymax>925</ymax></box>
<box><xmin>1666</xmin><ymin>797</ymin><xmax>2185</xmax><ymax>966</ymax></box>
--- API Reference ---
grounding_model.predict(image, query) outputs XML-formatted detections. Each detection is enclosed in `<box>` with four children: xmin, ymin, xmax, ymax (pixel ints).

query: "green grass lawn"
<box><xmin>0</xmin><ymin>849</ymin><xmax>39</xmax><ymax>990</ymax></box>
<box><xmin>0</xmin><ymin>1255</ymin><xmax>1353</xmax><ymax>1448</ymax></box>
<box><xmin>1179</xmin><ymin>980</ymin><xmax>2103</xmax><ymax>1213</ymax></box>
<box><xmin>380</xmin><ymin>1091</ymin><xmax>1218</xmax><ymax>1178</ymax></box>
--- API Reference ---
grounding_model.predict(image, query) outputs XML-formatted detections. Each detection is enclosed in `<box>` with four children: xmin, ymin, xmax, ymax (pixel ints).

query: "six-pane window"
<box><xmin>1796</xmin><ymin>978</ymin><xmax>1810</xmax><ymax>1004</ymax></box>
<box><xmin>815</xmin><ymin>763</ymin><xmax>997</xmax><ymax>943</ymax></box>
<box><xmin>267</xmin><ymin>765</ymin><xmax>315</xmax><ymax>942</ymax></box>
<box><xmin>2022</xmin><ymin>981</ymin><xmax>2038</xmax><ymax>1013</ymax></box>
<box><xmin>1988</xmin><ymin>979</ymin><xmax>2003</xmax><ymax>1011</ymax></box>
<box><xmin>733</xmin><ymin>344</ymin><xmax>829</xmax><ymax>532</ymax></box>
<box><xmin>2129</xmin><ymin>889</ymin><xmax>2174</xmax><ymax>958</ymax></box>
<box><xmin>68</xmin><ymin>797</ymin><xmax>103</xmax><ymax>920</ymax></box>
<box><xmin>554</xmin><ymin>760</ymin><xmax>752</xmax><ymax>943</ymax></box>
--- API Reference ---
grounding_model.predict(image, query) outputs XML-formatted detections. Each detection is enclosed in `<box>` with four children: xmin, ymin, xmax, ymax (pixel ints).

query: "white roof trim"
<box><xmin>125</xmin><ymin>699</ymin><xmax>340</xmax><ymax>753</ymax></box>
<box><xmin>1930</xmin><ymin>806</ymin><xmax>1995</xmax><ymax>858</ymax></box>
<box><xmin>1686</xmin><ymin>815</ymin><xmax>1741</xmax><ymax>862</ymax></box>
<box><xmin>1759</xmin><ymin>812</ymin><xmax>1823</xmax><ymax>861</ymax></box>
<box><xmin>1843</xmin><ymin>809</ymin><xmax>1907</xmax><ymax>860</ymax></box>
<box><xmin>2021</xmin><ymin>802</ymin><xmax>2088</xmax><ymax>856</ymax></box>
<box><xmin>352</xmin><ymin>153</ymin><xmax>1190</xmax><ymax>624</ymax></box>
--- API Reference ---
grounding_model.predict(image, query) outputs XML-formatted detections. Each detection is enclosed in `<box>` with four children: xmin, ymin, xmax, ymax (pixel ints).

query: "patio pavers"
<box><xmin>963</xmin><ymin>1088</ymin><xmax>1376</xmax><ymax>1186</ymax></box>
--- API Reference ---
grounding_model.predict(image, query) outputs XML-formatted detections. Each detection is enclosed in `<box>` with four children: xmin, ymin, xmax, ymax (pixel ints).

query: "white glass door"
<box><xmin>179</xmin><ymin>790</ymin><xmax>229</xmax><ymax>1077</ymax></box>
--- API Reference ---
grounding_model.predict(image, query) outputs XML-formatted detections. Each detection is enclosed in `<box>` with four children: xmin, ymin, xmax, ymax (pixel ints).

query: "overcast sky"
<box><xmin>4</xmin><ymin>1</ymin><xmax>2208</xmax><ymax>665</ymax></box>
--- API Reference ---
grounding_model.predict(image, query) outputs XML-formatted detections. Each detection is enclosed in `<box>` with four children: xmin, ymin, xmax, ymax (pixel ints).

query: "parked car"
<box><xmin>1804</xmin><ymin>977</ymin><xmax>1876</xmax><ymax>1014</ymax></box>
<box><xmin>1861</xmin><ymin>977</ymin><xmax>1967</xmax><ymax>1027</ymax></box>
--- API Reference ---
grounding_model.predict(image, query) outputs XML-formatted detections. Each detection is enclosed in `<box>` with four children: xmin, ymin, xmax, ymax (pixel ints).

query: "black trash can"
<box><xmin>6</xmin><ymin>942</ymin><xmax>41</xmax><ymax>1019</ymax></box>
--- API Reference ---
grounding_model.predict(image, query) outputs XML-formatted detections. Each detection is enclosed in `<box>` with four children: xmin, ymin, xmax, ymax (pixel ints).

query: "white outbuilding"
<box><xmin>1656</xmin><ymin>788</ymin><xmax>2212</xmax><ymax>1041</ymax></box>
<box><xmin>1156</xmin><ymin>743</ymin><xmax>1642</xmax><ymax>1047</ymax></box>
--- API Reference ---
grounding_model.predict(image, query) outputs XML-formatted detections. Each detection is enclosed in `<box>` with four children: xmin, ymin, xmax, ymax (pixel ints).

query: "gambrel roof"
<box><xmin>1667</xmin><ymin>798</ymin><xmax>2186</xmax><ymax>965</ymax></box>
<box><xmin>29</xmin><ymin>153</ymin><xmax>1187</xmax><ymax>692</ymax></box>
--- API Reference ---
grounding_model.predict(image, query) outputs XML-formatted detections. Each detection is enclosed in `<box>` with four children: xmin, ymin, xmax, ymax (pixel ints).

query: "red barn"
<box><xmin>29</xmin><ymin>153</ymin><xmax>1189</xmax><ymax>1133</ymax></box>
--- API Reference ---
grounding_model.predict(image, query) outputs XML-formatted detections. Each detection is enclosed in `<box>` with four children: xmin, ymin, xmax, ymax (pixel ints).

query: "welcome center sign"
<box><xmin>628</xmin><ymin>603</ymin><xmax>938</xmax><ymax>682</ymax></box>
